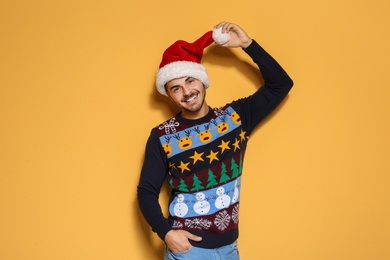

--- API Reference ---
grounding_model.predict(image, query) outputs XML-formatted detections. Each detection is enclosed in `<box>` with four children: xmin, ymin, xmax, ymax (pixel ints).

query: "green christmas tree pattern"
<box><xmin>219</xmin><ymin>162</ymin><xmax>231</xmax><ymax>183</ymax></box>
<box><xmin>171</xmin><ymin>151</ymin><xmax>245</xmax><ymax>190</ymax></box>
<box><xmin>191</xmin><ymin>174</ymin><xmax>204</xmax><ymax>191</ymax></box>
<box><xmin>231</xmin><ymin>157</ymin><xmax>239</xmax><ymax>179</ymax></box>
<box><xmin>206</xmin><ymin>169</ymin><xmax>218</xmax><ymax>188</ymax></box>
<box><xmin>178</xmin><ymin>178</ymin><xmax>189</xmax><ymax>192</ymax></box>
<box><xmin>239</xmin><ymin>153</ymin><xmax>243</xmax><ymax>174</ymax></box>
<box><xmin>169</xmin><ymin>178</ymin><xmax>174</xmax><ymax>189</ymax></box>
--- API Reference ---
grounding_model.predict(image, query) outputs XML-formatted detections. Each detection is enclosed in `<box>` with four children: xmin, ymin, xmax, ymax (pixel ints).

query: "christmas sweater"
<box><xmin>137</xmin><ymin>40</ymin><xmax>293</xmax><ymax>249</ymax></box>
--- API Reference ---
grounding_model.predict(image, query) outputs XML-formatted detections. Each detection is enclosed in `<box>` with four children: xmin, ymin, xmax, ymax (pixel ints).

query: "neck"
<box><xmin>181</xmin><ymin>101</ymin><xmax>209</xmax><ymax>120</ymax></box>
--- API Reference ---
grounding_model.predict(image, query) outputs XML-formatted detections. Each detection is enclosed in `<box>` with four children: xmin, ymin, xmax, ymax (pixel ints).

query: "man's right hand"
<box><xmin>164</xmin><ymin>230</ymin><xmax>202</xmax><ymax>253</ymax></box>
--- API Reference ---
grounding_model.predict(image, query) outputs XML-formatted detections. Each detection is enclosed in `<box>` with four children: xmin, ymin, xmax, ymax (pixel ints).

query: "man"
<box><xmin>137</xmin><ymin>21</ymin><xmax>293</xmax><ymax>259</ymax></box>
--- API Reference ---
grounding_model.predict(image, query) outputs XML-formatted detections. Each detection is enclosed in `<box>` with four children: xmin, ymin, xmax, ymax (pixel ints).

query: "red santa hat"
<box><xmin>156</xmin><ymin>27</ymin><xmax>230</xmax><ymax>95</ymax></box>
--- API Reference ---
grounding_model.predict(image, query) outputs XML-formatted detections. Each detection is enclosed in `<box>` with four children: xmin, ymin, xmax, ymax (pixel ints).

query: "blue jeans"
<box><xmin>164</xmin><ymin>241</ymin><xmax>239</xmax><ymax>260</ymax></box>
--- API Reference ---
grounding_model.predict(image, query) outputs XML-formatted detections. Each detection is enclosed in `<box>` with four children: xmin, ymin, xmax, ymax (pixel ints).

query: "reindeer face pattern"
<box><xmin>194</xmin><ymin>125</ymin><xmax>213</xmax><ymax>143</ymax></box>
<box><xmin>174</xmin><ymin>130</ymin><xmax>193</xmax><ymax>150</ymax></box>
<box><xmin>230</xmin><ymin>111</ymin><xmax>241</xmax><ymax>124</ymax></box>
<box><xmin>215</xmin><ymin>121</ymin><xmax>229</xmax><ymax>134</ymax></box>
<box><xmin>177</xmin><ymin>136</ymin><xmax>192</xmax><ymax>150</ymax></box>
<box><xmin>159</xmin><ymin>107</ymin><xmax>243</xmax><ymax>158</ymax></box>
<box><xmin>162</xmin><ymin>138</ymin><xmax>173</xmax><ymax>157</ymax></box>
<box><xmin>197</xmin><ymin>129</ymin><xmax>212</xmax><ymax>142</ymax></box>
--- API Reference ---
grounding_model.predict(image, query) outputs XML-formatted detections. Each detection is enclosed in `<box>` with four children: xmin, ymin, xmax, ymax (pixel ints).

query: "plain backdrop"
<box><xmin>1</xmin><ymin>0</ymin><xmax>390</xmax><ymax>259</ymax></box>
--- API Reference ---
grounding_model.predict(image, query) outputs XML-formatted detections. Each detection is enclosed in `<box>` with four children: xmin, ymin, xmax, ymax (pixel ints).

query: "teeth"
<box><xmin>185</xmin><ymin>94</ymin><xmax>197</xmax><ymax>102</ymax></box>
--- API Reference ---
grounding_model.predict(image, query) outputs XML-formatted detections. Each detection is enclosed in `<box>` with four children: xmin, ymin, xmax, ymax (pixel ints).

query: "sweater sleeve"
<box><xmin>231</xmin><ymin>40</ymin><xmax>294</xmax><ymax>135</ymax></box>
<box><xmin>137</xmin><ymin>129</ymin><xmax>172</xmax><ymax>241</ymax></box>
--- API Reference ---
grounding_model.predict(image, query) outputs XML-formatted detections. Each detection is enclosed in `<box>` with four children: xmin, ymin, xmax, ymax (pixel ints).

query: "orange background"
<box><xmin>1</xmin><ymin>0</ymin><xmax>389</xmax><ymax>259</ymax></box>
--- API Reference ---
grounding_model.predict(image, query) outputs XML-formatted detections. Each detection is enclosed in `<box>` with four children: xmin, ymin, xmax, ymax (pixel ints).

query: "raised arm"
<box><xmin>220</xmin><ymin>23</ymin><xmax>293</xmax><ymax>134</ymax></box>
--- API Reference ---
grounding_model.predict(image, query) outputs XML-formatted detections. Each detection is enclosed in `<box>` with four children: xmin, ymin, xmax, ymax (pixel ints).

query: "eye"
<box><xmin>188</xmin><ymin>78</ymin><xmax>195</xmax><ymax>84</ymax></box>
<box><xmin>171</xmin><ymin>86</ymin><xmax>180</xmax><ymax>93</ymax></box>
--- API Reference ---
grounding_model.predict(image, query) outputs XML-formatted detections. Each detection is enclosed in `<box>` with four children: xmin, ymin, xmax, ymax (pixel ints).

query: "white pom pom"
<box><xmin>212</xmin><ymin>27</ymin><xmax>230</xmax><ymax>45</ymax></box>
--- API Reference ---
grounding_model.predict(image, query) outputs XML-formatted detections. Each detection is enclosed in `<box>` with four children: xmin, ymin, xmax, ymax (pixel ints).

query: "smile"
<box><xmin>183</xmin><ymin>93</ymin><xmax>198</xmax><ymax>103</ymax></box>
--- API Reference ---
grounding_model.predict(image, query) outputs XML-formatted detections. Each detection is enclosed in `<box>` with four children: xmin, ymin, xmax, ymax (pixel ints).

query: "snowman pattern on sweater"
<box><xmin>169</xmin><ymin>176</ymin><xmax>241</xmax><ymax>218</ymax></box>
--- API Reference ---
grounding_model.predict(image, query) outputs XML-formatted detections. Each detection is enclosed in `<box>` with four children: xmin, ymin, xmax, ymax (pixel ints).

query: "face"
<box><xmin>165</xmin><ymin>77</ymin><xmax>208</xmax><ymax>119</ymax></box>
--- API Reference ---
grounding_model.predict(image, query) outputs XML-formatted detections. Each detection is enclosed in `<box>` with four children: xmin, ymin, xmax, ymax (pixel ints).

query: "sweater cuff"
<box><xmin>155</xmin><ymin>219</ymin><xmax>173</xmax><ymax>241</ymax></box>
<box><xmin>243</xmin><ymin>39</ymin><xmax>263</xmax><ymax>55</ymax></box>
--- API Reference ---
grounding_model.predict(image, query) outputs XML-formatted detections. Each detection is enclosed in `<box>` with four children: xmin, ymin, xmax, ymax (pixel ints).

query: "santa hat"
<box><xmin>156</xmin><ymin>27</ymin><xmax>230</xmax><ymax>95</ymax></box>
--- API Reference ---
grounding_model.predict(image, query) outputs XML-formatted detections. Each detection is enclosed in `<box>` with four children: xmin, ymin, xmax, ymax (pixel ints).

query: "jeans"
<box><xmin>164</xmin><ymin>241</ymin><xmax>239</xmax><ymax>260</ymax></box>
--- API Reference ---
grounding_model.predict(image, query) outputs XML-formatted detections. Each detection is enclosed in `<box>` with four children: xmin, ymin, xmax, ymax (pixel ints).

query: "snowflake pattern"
<box><xmin>214</xmin><ymin>210</ymin><xmax>231</xmax><ymax>231</ymax></box>
<box><xmin>214</xmin><ymin>107</ymin><xmax>225</xmax><ymax>117</ymax></box>
<box><xmin>232</xmin><ymin>204</ymin><xmax>239</xmax><ymax>224</ymax></box>
<box><xmin>172</xmin><ymin>220</ymin><xmax>183</xmax><ymax>229</ymax></box>
<box><xmin>158</xmin><ymin>118</ymin><xmax>180</xmax><ymax>134</ymax></box>
<box><xmin>184</xmin><ymin>218</ymin><xmax>212</xmax><ymax>230</ymax></box>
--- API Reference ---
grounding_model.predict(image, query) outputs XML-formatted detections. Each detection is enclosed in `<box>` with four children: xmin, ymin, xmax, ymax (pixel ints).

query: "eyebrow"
<box><xmin>169</xmin><ymin>84</ymin><xmax>179</xmax><ymax>91</ymax></box>
<box><xmin>169</xmin><ymin>77</ymin><xmax>192</xmax><ymax>91</ymax></box>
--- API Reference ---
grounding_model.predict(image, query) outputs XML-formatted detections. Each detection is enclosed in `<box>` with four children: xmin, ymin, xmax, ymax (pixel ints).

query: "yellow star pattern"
<box><xmin>169</xmin><ymin>162</ymin><xmax>176</xmax><ymax>170</ymax></box>
<box><xmin>206</xmin><ymin>150</ymin><xmax>219</xmax><ymax>163</ymax></box>
<box><xmin>239</xmin><ymin>130</ymin><xmax>247</xmax><ymax>141</ymax></box>
<box><xmin>189</xmin><ymin>151</ymin><xmax>204</xmax><ymax>164</ymax></box>
<box><xmin>218</xmin><ymin>140</ymin><xmax>231</xmax><ymax>153</ymax></box>
<box><xmin>177</xmin><ymin>161</ymin><xmax>190</xmax><ymax>173</ymax></box>
<box><xmin>233</xmin><ymin>138</ymin><xmax>240</xmax><ymax>152</ymax></box>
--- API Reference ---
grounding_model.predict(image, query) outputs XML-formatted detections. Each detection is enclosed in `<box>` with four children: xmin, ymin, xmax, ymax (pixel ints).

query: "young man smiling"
<box><xmin>137</xmin><ymin>21</ymin><xmax>293</xmax><ymax>259</ymax></box>
<box><xmin>166</xmin><ymin>77</ymin><xmax>208</xmax><ymax>119</ymax></box>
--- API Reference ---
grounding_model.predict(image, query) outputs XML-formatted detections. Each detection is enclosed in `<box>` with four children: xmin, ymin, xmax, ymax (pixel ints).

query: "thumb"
<box><xmin>185</xmin><ymin>231</ymin><xmax>202</xmax><ymax>242</ymax></box>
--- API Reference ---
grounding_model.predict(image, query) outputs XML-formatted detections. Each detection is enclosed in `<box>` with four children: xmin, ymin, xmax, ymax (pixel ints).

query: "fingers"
<box><xmin>213</xmin><ymin>21</ymin><xmax>247</xmax><ymax>40</ymax></box>
<box><xmin>214</xmin><ymin>21</ymin><xmax>238</xmax><ymax>34</ymax></box>
<box><xmin>165</xmin><ymin>230</ymin><xmax>202</xmax><ymax>253</ymax></box>
<box><xmin>213</xmin><ymin>21</ymin><xmax>252</xmax><ymax>48</ymax></box>
<box><xmin>185</xmin><ymin>231</ymin><xmax>202</xmax><ymax>242</ymax></box>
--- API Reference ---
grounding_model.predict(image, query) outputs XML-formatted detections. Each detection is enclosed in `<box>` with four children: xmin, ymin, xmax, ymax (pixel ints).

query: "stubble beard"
<box><xmin>181</xmin><ymin>91</ymin><xmax>206</xmax><ymax>114</ymax></box>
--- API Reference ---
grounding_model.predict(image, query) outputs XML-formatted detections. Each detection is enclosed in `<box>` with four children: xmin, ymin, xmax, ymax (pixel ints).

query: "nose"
<box><xmin>181</xmin><ymin>85</ymin><xmax>191</xmax><ymax>95</ymax></box>
<box><xmin>182</xmin><ymin>84</ymin><xmax>191</xmax><ymax>95</ymax></box>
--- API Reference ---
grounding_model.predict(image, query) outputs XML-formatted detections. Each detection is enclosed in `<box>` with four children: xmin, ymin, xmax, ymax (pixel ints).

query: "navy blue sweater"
<box><xmin>137</xmin><ymin>40</ymin><xmax>293</xmax><ymax>249</ymax></box>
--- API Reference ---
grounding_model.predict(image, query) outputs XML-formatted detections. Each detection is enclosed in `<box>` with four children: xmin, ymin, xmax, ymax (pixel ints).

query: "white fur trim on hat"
<box><xmin>156</xmin><ymin>61</ymin><xmax>210</xmax><ymax>96</ymax></box>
